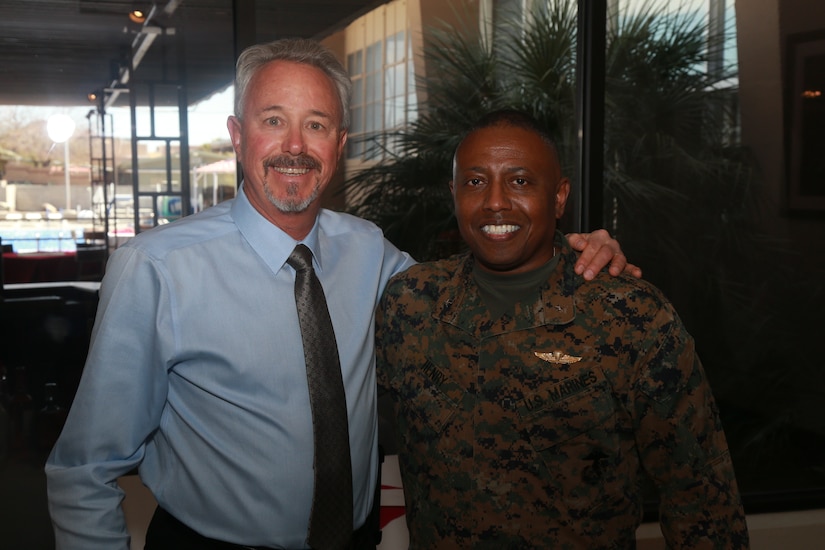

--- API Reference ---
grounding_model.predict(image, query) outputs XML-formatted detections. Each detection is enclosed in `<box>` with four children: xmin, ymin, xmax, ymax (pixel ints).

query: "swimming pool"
<box><xmin>0</xmin><ymin>221</ymin><xmax>93</xmax><ymax>253</ymax></box>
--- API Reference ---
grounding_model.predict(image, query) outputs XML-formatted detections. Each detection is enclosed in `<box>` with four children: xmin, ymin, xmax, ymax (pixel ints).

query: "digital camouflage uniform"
<box><xmin>375</xmin><ymin>233</ymin><xmax>749</xmax><ymax>549</ymax></box>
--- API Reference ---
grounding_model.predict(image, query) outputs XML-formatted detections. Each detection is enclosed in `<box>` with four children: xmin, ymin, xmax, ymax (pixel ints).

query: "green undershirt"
<box><xmin>472</xmin><ymin>251</ymin><xmax>561</xmax><ymax>320</ymax></box>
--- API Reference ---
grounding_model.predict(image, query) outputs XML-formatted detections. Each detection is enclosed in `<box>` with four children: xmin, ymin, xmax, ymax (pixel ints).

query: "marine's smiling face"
<box><xmin>450</xmin><ymin>124</ymin><xmax>570</xmax><ymax>275</ymax></box>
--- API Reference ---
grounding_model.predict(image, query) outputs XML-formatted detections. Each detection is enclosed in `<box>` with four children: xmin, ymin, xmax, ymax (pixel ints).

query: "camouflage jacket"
<box><xmin>376</xmin><ymin>234</ymin><xmax>749</xmax><ymax>549</ymax></box>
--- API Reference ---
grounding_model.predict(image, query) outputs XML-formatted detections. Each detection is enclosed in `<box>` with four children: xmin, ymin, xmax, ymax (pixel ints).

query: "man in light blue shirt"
<box><xmin>45</xmin><ymin>38</ymin><xmax>633</xmax><ymax>549</ymax></box>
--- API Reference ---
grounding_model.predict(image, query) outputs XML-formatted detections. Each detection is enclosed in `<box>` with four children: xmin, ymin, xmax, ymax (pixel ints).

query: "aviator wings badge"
<box><xmin>534</xmin><ymin>350</ymin><xmax>582</xmax><ymax>364</ymax></box>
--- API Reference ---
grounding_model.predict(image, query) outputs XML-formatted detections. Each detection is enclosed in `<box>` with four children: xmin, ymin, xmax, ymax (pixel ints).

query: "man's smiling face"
<box><xmin>227</xmin><ymin>60</ymin><xmax>347</xmax><ymax>231</ymax></box>
<box><xmin>450</xmin><ymin>123</ymin><xmax>570</xmax><ymax>275</ymax></box>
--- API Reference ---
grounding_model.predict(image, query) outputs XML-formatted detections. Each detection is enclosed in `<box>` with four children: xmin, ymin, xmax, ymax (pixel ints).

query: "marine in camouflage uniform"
<box><xmin>375</xmin><ymin>231</ymin><xmax>749</xmax><ymax>549</ymax></box>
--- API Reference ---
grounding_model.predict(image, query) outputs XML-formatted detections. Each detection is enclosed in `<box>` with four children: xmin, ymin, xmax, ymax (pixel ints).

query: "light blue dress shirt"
<box><xmin>45</xmin><ymin>186</ymin><xmax>416</xmax><ymax>549</ymax></box>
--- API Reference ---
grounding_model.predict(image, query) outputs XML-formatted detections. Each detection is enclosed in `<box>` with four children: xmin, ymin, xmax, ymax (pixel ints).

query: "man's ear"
<box><xmin>227</xmin><ymin>116</ymin><xmax>242</xmax><ymax>156</ymax></box>
<box><xmin>337</xmin><ymin>129</ymin><xmax>348</xmax><ymax>160</ymax></box>
<box><xmin>555</xmin><ymin>178</ymin><xmax>571</xmax><ymax>219</ymax></box>
<box><xmin>448</xmin><ymin>179</ymin><xmax>455</xmax><ymax>194</ymax></box>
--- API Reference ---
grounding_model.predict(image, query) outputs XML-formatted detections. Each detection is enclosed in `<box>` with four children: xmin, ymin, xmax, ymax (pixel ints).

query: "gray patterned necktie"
<box><xmin>287</xmin><ymin>244</ymin><xmax>353</xmax><ymax>550</ymax></box>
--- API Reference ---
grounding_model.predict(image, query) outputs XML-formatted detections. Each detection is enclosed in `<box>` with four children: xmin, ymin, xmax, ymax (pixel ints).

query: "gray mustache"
<box><xmin>265</xmin><ymin>155</ymin><xmax>320</xmax><ymax>170</ymax></box>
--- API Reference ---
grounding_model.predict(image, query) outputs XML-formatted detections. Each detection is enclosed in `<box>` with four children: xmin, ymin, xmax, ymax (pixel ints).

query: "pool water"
<box><xmin>0</xmin><ymin>222</ymin><xmax>92</xmax><ymax>253</ymax></box>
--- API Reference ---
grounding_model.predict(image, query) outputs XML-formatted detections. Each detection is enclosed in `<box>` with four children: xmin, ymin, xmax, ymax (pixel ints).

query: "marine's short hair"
<box><xmin>461</xmin><ymin>109</ymin><xmax>559</xmax><ymax>154</ymax></box>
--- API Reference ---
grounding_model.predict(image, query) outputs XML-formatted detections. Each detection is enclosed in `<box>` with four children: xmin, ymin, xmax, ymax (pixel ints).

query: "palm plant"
<box><xmin>342</xmin><ymin>0</ymin><xmax>752</xmax><ymax>268</ymax></box>
<box><xmin>344</xmin><ymin>0</ymin><xmax>764</xmax><ymax>327</ymax></box>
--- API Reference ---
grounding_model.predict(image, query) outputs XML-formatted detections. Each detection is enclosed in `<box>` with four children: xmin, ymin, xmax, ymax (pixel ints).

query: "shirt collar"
<box><xmin>230</xmin><ymin>183</ymin><xmax>324</xmax><ymax>274</ymax></box>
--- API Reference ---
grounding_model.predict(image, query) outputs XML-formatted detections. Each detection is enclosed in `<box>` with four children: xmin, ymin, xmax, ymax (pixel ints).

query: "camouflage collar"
<box><xmin>433</xmin><ymin>232</ymin><xmax>576</xmax><ymax>338</ymax></box>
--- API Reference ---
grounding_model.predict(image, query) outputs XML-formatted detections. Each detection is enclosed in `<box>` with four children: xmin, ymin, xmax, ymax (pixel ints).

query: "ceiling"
<box><xmin>0</xmin><ymin>0</ymin><xmax>388</xmax><ymax>108</ymax></box>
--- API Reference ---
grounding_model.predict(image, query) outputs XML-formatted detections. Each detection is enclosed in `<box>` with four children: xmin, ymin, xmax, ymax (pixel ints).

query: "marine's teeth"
<box><xmin>482</xmin><ymin>224</ymin><xmax>519</xmax><ymax>234</ymax></box>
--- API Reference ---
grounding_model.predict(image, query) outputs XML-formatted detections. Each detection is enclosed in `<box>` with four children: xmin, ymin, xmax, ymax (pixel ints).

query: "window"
<box><xmin>347</xmin><ymin>30</ymin><xmax>418</xmax><ymax>161</ymax></box>
<box><xmin>597</xmin><ymin>0</ymin><xmax>825</xmax><ymax>511</ymax></box>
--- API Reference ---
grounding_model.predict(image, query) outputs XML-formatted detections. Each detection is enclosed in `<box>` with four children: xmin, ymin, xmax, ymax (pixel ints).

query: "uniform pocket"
<box><xmin>518</xmin><ymin>367</ymin><xmax>615</xmax><ymax>450</ymax></box>
<box><xmin>516</xmin><ymin>367</ymin><xmax>629</xmax><ymax>514</ymax></box>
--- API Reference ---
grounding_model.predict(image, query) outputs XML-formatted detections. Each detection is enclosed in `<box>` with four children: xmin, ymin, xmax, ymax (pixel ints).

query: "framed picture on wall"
<box><xmin>785</xmin><ymin>30</ymin><xmax>825</xmax><ymax>212</ymax></box>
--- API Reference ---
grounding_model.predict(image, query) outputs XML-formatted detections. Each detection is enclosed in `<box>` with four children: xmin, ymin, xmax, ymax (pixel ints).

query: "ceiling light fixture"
<box><xmin>129</xmin><ymin>9</ymin><xmax>146</xmax><ymax>24</ymax></box>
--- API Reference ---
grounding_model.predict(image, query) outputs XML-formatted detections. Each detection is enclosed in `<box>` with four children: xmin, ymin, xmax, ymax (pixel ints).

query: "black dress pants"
<box><xmin>144</xmin><ymin>506</ymin><xmax>378</xmax><ymax>550</ymax></box>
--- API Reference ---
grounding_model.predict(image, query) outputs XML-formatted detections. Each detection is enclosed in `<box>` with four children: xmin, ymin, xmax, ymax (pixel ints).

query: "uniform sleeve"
<box><xmin>375</xmin><ymin>281</ymin><xmax>395</xmax><ymax>394</ymax></box>
<box><xmin>631</xmin><ymin>307</ymin><xmax>749</xmax><ymax>548</ymax></box>
<box><xmin>376</xmin><ymin>240</ymin><xmax>415</xmax><ymax>393</ymax></box>
<box><xmin>45</xmin><ymin>246</ymin><xmax>172</xmax><ymax>549</ymax></box>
